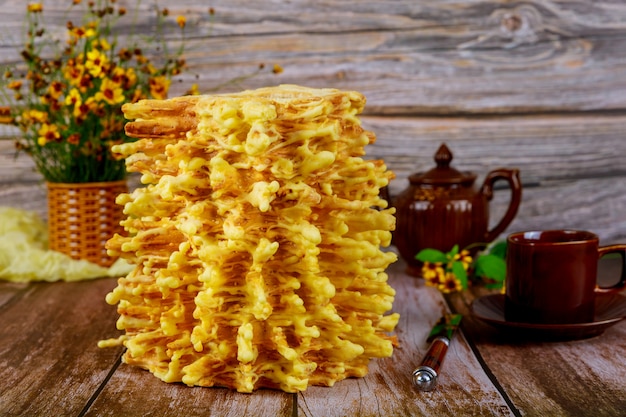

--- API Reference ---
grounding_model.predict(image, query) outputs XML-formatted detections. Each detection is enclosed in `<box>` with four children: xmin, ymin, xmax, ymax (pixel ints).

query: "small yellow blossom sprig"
<box><xmin>1</xmin><ymin>0</ymin><xmax>188</xmax><ymax>183</ymax></box>
<box><xmin>416</xmin><ymin>242</ymin><xmax>507</xmax><ymax>294</ymax></box>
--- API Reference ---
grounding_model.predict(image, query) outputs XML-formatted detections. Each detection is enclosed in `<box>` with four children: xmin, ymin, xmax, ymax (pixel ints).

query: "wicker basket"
<box><xmin>47</xmin><ymin>180</ymin><xmax>127</xmax><ymax>267</ymax></box>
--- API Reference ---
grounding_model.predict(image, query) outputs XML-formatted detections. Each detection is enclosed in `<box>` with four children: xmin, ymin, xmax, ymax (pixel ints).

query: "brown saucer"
<box><xmin>470</xmin><ymin>293</ymin><xmax>626</xmax><ymax>341</ymax></box>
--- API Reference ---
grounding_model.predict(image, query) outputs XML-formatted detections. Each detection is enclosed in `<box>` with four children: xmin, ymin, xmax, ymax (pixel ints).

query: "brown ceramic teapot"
<box><xmin>393</xmin><ymin>143</ymin><xmax>522</xmax><ymax>276</ymax></box>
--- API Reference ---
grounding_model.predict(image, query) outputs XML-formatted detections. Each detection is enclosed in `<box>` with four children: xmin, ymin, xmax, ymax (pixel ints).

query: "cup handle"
<box><xmin>481</xmin><ymin>168</ymin><xmax>523</xmax><ymax>242</ymax></box>
<box><xmin>596</xmin><ymin>244</ymin><xmax>626</xmax><ymax>294</ymax></box>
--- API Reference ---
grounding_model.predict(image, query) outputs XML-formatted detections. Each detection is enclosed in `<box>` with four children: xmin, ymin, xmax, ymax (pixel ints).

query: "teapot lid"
<box><xmin>409</xmin><ymin>143</ymin><xmax>476</xmax><ymax>185</ymax></box>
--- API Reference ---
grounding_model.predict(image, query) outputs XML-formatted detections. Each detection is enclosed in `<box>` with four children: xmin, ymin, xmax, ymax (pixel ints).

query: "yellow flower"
<box><xmin>438</xmin><ymin>272</ymin><xmax>463</xmax><ymax>294</ymax></box>
<box><xmin>454</xmin><ymin>250</ymin><xmax>473</xmax><ymax>271</ymax></box>
<box><xmin>75</xmin><ymin>96</ymin><xmax>97</xmax><ymax>119</ymax></box>
<box><xmin>124</xmin><ymin>67</ymin><xmax>137</xmax><ymax>88</ymax></box>
<box><xmin>176</xmin><ymin>15</ymin><xmax>187</xmax><ymax>29</ymax></box>
<box><xmin>95</xmin><ymin>38</ymin><xmax>111</xmax><ymax>51</ymax></box>
<box><xmin>78</xmin><ymin>74</ymin><xmax>94</xmax><ymax>92</ymax></box>
<box><xmin>425</xmin><ymin>273</ymin><xmax>443</xmax><ymax>288</ymax></box>
<box><xmin>27</xmin><ymin>3</ymin><xmax>43</xmax><ymax>13</ymax></box>
<box><xmin>67</xmin><ymin>133</ymin><xmax>81</xmax><ymax>145</ymax></box>
<box><xmin>422</xmin><ymin>262</ymin><xmax>445</xmax><ymax>288</ymax></box>
<box><xmin>65</xmin><ymin>88</ymin><xmax>84</xmax><ymax>116</ymax></box>
<box><xmin>48</xmin><ymin>81</ymin><xmax>64</xmax><ymax>99</ymax></box>
<box><xmin>117</xmin><ymin>48</ymin><xmax>132</xmax><ymax>61</ymax></box>
<box><xmin>37</xmin><ymin>124</ymin><xmax>60</xmax><ymax>146</ymax></box>
<box><xmin>71</xmin><ymin>27</ymin><xmax>86</xmax><ymax>39</ymax></box>
<box><xmin>100</xmin><ymin>117</ymin><xmax>124</xmax><ymax>140</ymax></box>
<box><xmin>130</xmin><ymin>89</ymin><xmax>146</xmax><ymax>103</ymax></box>
<box><xmin>8</xmin><ymin>80</ymin><xmax>23</xmax><ymax>90</ymax></box>
<box><xmin>63</xmin><ymin>60</ymin><xmax>84</xmax><ymax>86</ymax></box>
<box><xmin>149</xmin><ymin>76</ymin><xmax>171</xmax><ymax>99</ymax></box>
<box><xmin>65</xmin><ymin>88</ymin><xmax>81</xmax><ymax>106</ymax></box>
<box><xmin>95</xmin><ymin>78</ymin><xmax>125</xmax><ymax>105</ymax></box>
<box><xmin>185</xmin><ymin>83</ymin><xmax>200</xmax><ymax>95</ymax></box>
<box><xmin>135</xmin><ymin>54</ymin><xmax>148</xmax><ymax>65</ymax></box>
<box><xmin>145</xmin><ymin>63</ymin><xmax>157</xmax><ymax>75</ymax></box>
<box><xmin>110</xmin><ymin>66</ymin><xmax>125</xmax><ymax>83</ymax></box>
<box><xmin>110</xmin><ymin>66</ymin><xmax>136</xmax><ymax>89</ymax></box>
<box><xmin>70</xmin><ymin>26</ymin><xmax>95</xmax><ymax>40</ymax></box>
<box><xmin>85</xmin><ymin>49</ymin><xmax>108</xmax><ymax>77</ymax></box>
<box><xmin>24</xmin><ymin>109</ymin><xmax>48</xmax><ymax>123</ymax></box>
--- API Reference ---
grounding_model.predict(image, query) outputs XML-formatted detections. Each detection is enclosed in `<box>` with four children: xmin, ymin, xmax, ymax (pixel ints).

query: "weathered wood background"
<box><xmin>1</xmin><ymin>0</ymin><xmax>625</xmax><ymax>243</ymax></box>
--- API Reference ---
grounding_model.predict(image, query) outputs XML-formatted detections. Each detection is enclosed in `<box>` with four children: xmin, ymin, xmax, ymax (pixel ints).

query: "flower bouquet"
<box><xmin>416</xmin><ymin>242</ymin><xmax>507</xmax><ymax>294</ymax></box>
<box><xmin>1</xmin><ymin>0</ymin><xmax>187</xmax><ymax>183</ymax></box>
<box><xmin>0</xmin><ymin>0</ymin><xmax>187</xmax><ymax>266</ymax></box>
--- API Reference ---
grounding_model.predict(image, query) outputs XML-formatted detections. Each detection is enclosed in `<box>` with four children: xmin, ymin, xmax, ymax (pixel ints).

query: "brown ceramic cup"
<box><xmin>505</xmin><ymin>230</ymin><xmax>626</xmax><ymax>324</ymax></box>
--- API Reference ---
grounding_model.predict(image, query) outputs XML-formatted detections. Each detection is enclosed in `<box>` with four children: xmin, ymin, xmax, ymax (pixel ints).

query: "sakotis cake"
<box><xmin>101</xmin><ymin>85</ymin><xmax>399</xmax><ymax>393</ymax></box>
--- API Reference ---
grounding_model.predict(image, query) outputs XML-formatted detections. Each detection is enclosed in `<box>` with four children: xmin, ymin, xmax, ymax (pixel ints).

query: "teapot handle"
<box><xmin>481</xmin><ymin>168</ymin><xmax>522</xmax><ymax>242</ymax></box>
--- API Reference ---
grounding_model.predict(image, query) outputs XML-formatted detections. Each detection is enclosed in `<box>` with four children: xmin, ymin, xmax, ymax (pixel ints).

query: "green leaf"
<box><xmin>428</xmin><ymin>322</ymin><xmax>446</xmax><ymax>340</ymax></box>
<box><xmin>416</xmin><ymin>249</ymin><xmax>448</xmax><ymax>263</ymax></box>
<box><xmin>427</xmin><ymin>314</ymin><xmax>463</xmax><ymax>341</ymax></box>
<box><xmin>452</xmin><ymin>261</ymin><xmax>468</xmax><ymax>290</ymax></box>
<box><xmin>488</xmin><ymin>241</ymin><xmax>507</xmax><ymax>259</ymax></box>
<box><xmin>484</xmin><ymin>282</ymin><xmax>504</xmax><ymax>290</ymax></box>
<box><xmin>475</xmin><ymin>254</ymin><xmax>506</xmax><ymax>282</ymax></box>
<box><xmin>448</xmin><ymin>244</ymin><xmax>460</xmax><ymax>259</ymax></box>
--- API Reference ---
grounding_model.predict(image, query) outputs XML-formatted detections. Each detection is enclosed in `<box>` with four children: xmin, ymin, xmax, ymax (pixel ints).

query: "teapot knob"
<box><xmin>434</xmin><ymin>143</ymin><xmax>453</xmax><ymax>168</ymax></box>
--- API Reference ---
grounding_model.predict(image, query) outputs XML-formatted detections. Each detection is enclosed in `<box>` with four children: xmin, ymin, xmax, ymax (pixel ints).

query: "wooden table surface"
<box><xmin>1</xmin><ymin>256</ymin><xmax>624</xmax><ymax>417</ymax></box>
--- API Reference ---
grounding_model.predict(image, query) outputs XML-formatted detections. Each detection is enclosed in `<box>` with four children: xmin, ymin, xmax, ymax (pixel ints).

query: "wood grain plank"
<box><xmin>0</xmin><ymin>181</ymin><xmax>48</xmax><ymax>220</ymax></box>
<box><xmin>2</xmin><ymin>0</ymin><xmax>625</xmax><ymax>37</ymax></box>
<box><xmin>0</xmin><ymin>281</ymin><xmax>29</xmax><ymax>309</ymax></box>
<box><xmin>298</xmin><ymin>260</ymin><xmax>515</xmax><ymax>417</ymax></box>
<box><xmin>0</xmin><ymin>278</ymin><xmax>125</xmax><ymax>416</ymax></box>
<box><xmin>496</xmin><ymin>178</ymin><xmax>626</xmax><ymax>245</ymax></box>
<box><xmin>448</xmin><ymin>288</ymin><xmax>626</xmax><ymax>416</ymax></box>
<box><xmin>363</xmin><ymin>113</ymin><xmax>626</xmax><ymax>192</ymax></box>
<box><xmin>2</xmin><ymin>1</ymin><xmax>626</xmax><ymax>113</ymax></box>
<box><xmin>172</xmin><ymin>35</ymin><xmax>626</xmax><ymax>115</ymax></box>
<box><xmin>84</xmin><ymin>365</ymin><xmax>295</xmax><ymax>417</ymax></box>
<box><xmin>0</xmin><ymin>139</ymin><xmax>47</xmax><ymax>218</ymax></box>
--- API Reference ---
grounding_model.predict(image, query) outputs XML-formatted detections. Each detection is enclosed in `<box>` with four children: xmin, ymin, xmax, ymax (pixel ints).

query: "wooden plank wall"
<box><xmin>1</xmin><ymin>0</ymin><xmax>625</xmax><ymax>243</ymax></box>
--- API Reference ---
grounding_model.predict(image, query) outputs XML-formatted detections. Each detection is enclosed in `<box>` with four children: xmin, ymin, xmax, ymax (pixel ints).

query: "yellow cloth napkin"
<box><xmin>0</xmin><ymin>207</ymin><xmax>133</xmax><ymax>282</ymax></box>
